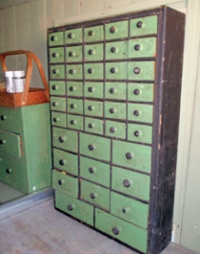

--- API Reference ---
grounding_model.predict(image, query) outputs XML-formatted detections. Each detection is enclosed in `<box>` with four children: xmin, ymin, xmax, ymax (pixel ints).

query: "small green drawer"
<box><xmin>84</xmin><ymin>44</ymin><xmax>103</xmax><ymax>61</ymax></box>
<box><xmin>128</xmin><ymin>103</ymin><xmax>153</xmax><ymax>123</ymax></box>
<box><xmin>55</xmin><ymin>190</ymin><xmax>94</xmax><ymax>226</ymax></box>
<box><xmin>67</xmin><ymin>98</ymin><xmax>83</xmax><ymax>114</ymax></box>
<box><xmin>85</xmin><ymin>117</ymin><xmax>103</xmax><ymax>135</ymax></box>
<box><xmin>65</xmin><ymin>28</ymin><xmax>82</xmax><ymax>44</ymax></box>
<box><xmin>128</xmin><ymin>83</ymin><xmax>154</xmax><ymax>102</ymax></box>
<box><xmin>84</xmin><ymin>82</ymin><xmax>104</xmax><ymax>99</ymax></box>
<box><xmin>0</xmin><ymin>107</ymin><xmax>22</xmax><ymax>133</ymax></box>
<box><xmin>50</xmin><ymin>97</ymin><xmax>66</xmax><ymax>112</ymax></box>
<box><xmin>52</xmin><ymin>170</ymin><xmax>78</xmax><ymax>197</ymax></box>
<box><xmin>80</xmin><ymin>156</ymin><xmax>110</xmax><ymax>187</ymax></box>
<box><xmin>49</xmin><ymin>31</ymin><xmax>64</xmax><ymax>46</ymax></box>
<box><xmin>66</xmin><ymin>64</ymin><xmax>83</xmax><ymax>80</ymax></box>
<box><xmin>52</xmin><ymin>127</ymin><xmax>78</xmax><ymax>153</ymax></box>
<box><xmin>95</xmin><ymin>209</ymin><xmax>148</xmax><ymax>253</ymax></box>
<box><xmin>50</xmin><ymin>65</ymin><xmax>65</xmax><ymax>79</ymax></box>
<box><xmin>66</xmin><ymin>82</ymin><xmax>83</xmax><ymax>97</ymax></box>
<box><xmin>105</xmin><ymin>20</ymin><xmax>128</xmax><ymax>40</ymax></box>
<box><xmin>81</xmin><ymin>180</ymin><xmax>110</xmax><ymax>210</ymax></box>
<box><xmin>128</xmin><ymin>37</ymin><xmax>156</xmax><ymax>58</ymax></box>
<box><xmin>128</xmin><ymin>61</ymin><xmax>155</xmax><ymax>81</ymax></box>
<box><xmin>112</xmin><ymin>166</ymin><xmax>150</xmax><ymax>201</ymax></box>
<box><xmin>53</xmin><ymin>148</ymin><xmax>78</xmax><ymax>175</ymax></box>
<box><xmin>112</xmin><ymin>140</ymin><xmax>151</xmax><ymax>173</ymax></box>
<box><xmin>84</xmin><ymin>63</ymin><xmax>103</xmax><ymax>80</ymax></box>
<box><xmin>111</xmin><ymin>191</ymin><xmax>149</xmax><ymax>229</ymax></box>
<box><xmin>49</xmin><ymin>47</ymin><xmax>64</xmax><ymax>63</ymax></box>
<box><xmin>128</xmin><ymin>123</ymin><xmax>152</xmax><ymax>144</ymax></box>
<box><xmin>106</xmin><ymin>62</ymin><xmax>127</xmax><ymax>80</ymax></box>
<box><xmin>105</xmin><ymin>82</ymin><xmax>126</xmax><ymax>100</ymax></box>
<box><xmin>67</xmin><ymin>114</ymin><xmax>83</xmax><ymax>131</ymax></box>
<box><xmin>104</xmin><ymin>102</ymin><xmax>126</xmax><ymax>120</ymax></box>
<box><xmin>106</xmin><ymin>41</ymin><xmax>128</xmax><ymax>60</ymax></box>
<box><xmin>130</xmin><ymin>15</ymin><xmax>158</xmax><ymax>37</ymax></box>
<box><xmin>49</xmin><ymin>81</ymin><xmax>66</xmax><ymax>96</ymax></box>
<box><xmin>84</xmin><ymin>100</ymin><xmax>103</xmax><ymax>117</ymax></box>
<box><xmin>80</xmin><ymin>133</ymin><xmax>111</xmax><ymax>162</ymax></box>
<box><xmin>66</xmin><ymin>46</ymin><xmax>83</xmax><ymax>62</ymax></box>
<box><xmin>105</xmin><ymin>120</ymin><xmax>126</xmax><ymax>139</ymax></box>
<box><xmin>51</xmin><ymin>112</ymin><xmax>66</xmax><ymax>127</ymax></box>
<box><xmin>84</xmin><ymin>25</ymin><xmax>104</xmax><ymax>42</ymax></box>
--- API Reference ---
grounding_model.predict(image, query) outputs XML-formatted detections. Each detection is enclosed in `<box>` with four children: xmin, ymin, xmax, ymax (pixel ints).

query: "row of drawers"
<box><xmin>49</xmin><ymin>15</ymin><xmax>157</xmax><ymax>46</ymax></box>
<box><xmin>49</xmin><ymin>37</ymin><xmax>156</xmax><ymax>63</ymax></box>
<box><xmin>50</xmin><ymin>61</ymin><xmax>155</xmax><ymax>80</ymax></box>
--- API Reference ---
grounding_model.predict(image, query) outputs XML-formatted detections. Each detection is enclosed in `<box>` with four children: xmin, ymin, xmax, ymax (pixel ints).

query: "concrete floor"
<box><xmin>0</xmin><ymin>196</ymin><xmax>198</xmax><ymax>254</ymax></box>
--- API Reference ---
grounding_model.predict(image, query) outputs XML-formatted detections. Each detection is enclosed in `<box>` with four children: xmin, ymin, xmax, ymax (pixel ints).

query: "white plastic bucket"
<box><xmin>5</xmin><ymin>71</ymin><xmax>15</xmax><ymax>93</ymax></box>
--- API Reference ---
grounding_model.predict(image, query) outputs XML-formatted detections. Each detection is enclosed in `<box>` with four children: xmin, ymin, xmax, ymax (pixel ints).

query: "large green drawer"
<box><xmin>67</xmin><ymin>98</ymin><xmax>83</xmax><ymax>114</ymax></box>
<box><xmin>81</xmin><ymin>180</ymin><xmax>110</xmax><ymax>210</ymax></box>
<box><xmin>105</xmin><ymin>82</ymin><xmax>126</xmax><ymax>100</ymax></box>
<box><xmin>128</xmin><ymin>123</ymin><xmax>152</xmax><ymax>144</ymax></box>
<box><xmin>50</xmin><ymin>97</ymin><xmax>66</xmax><ymax>112</ymax></box>
<box><xmin>80</xmin><ymin>133</ymin><xmax>111</xmax><ymax>162</ymax></box>
<box><xmin>84</xmin><ymin>43</ymin><xmax>103</xmax><ymax>61</ymax></box>
<box><xmin>105</xmin><ymin>120</ymin><xmax>126</xmax><ymax>139</ymax></box>
<box><xmin>67</xmin><ymin>114</ymin><xmax>83</xmax><ymax>131</ymax></box>
<box><xmin>65</xmin><ymin>28</ymin><xmax>82</xmax><ymax>44</ymax></box>
<box><xmin>105</xmin><ymin>20</ymin><xmax>128</xmax><ymax>40</ymax></box>
<box><xmin>50</xmin><ymin>65</ymin><xmax>65</xmax><ymax>79</ymax></box>
<box><xmin>128</xmin><ymin>37</ymin><xmax>156</xmax><ymax>58</ymax></box>
<box><xmin>49</xmin><ymin>31</ymin><xmax>64</xmax><ymax>46</ymax></box>
<box><xmin>85</xmin><ymin>117</ymin><xmax>103</xmax><ymax>135</ymax></box>
<box><xmin>66</xmin><ymin>82</ymin><xmax>83</xmax><ymax>97</ymax></box>
<box><xmin>128</xmin><ymin>103</ymin><xmax>153</xmax><ymax>123</ymax></box>
<box><xmin>106</xmin><ymin>62</ymin><xmax>127</xmax><ymax>80</ymax></box>
<box><xmin>51</xmin><ymin>112</ymin><xmax>66</xmax><ymax>127</ymax></box>
<box><xmin>49</xmin><ymin>81</ymin><xmax>66</xmax><ymax>96</ymax></box>
<box><xmin>84</xmin><ymin>25</ymin><xmax>104</xmax><ymax>42</ymax></box>
<box><xmin>52</xmin><ymin>169</ymin><xmax>78</xmax><ymax>197</ymax></box>
<box><xmin>128</xmin><ymin>83</ymin><xmax>154</xmax><ymax>102</ymax></box>
<box><xmin>66</xmin><ymin>45</ymin><xmax>83</xmax><ymax>62</ymax></box>
<box><xmin>84</xmin><ymin>100</ymin><xmax>103</xmax><ymax>117</ymax></box>
<box><xmin>112</xmin><ymin>166</ymin><xmax>150</xmax><ymax>201</ymax></box>
<box><xmin>111</xmin><ymin>191</ymin><xmax>149</xmax><ymax>229</ymax></box>
<box><xmin>66</xmin><ymin>64</ymin><xmax>83</xmax><ymax>80</ymax></box>
<box><xmin>112</xmin><ymin>140</ymin><xmax>151</xmax><ymax>173</ymax></box>
<box><xmin>52</xmin><ymin>127</ymin><xmax>78</xmax><ymax>153</ymax></box>
<box><xmin>80</xmin><ymin>156</ymin><xmax>110</xmax><ymax>187</ymax></box>
<box><xmin>49</xmin><ymin>47</ymin><xmax>64</xmax><ymax>63</ymax></box>
<box><xmin>104</xmin><ymin>102</ymin><xmax>126</xmax><ymax>120</ymax></box>
<box><xmin>106</xmin><ymin>41</ymin><xmax>128</xmax><ymax>60</ymax></box>
<box><xmin>128</xmin><ymin>61</ymin><xmax>155</xmax><ymax>81</ymax></box>
<box><xmin>53</xmin><ymin>148</ymin><xmax>78</xmax><ymax>175</ymax></box>
<box><xmin>84</xmin><ymin>63</ymin><xmax>103</xmax><ymax>80</ymax></box>
<box><xmin>95</xmin><ymin>209</ymin><xmax>148</xmax><ymax>253</ymax></box>
<box><xmin>55</xmin><ymin>190</ymin><xmax>94</xmax><ymax>226</ymax></box>
<box><xmin>84</xmin><ymin>82</ymin><xmax>104</xmax><ymax>99</ymax></box>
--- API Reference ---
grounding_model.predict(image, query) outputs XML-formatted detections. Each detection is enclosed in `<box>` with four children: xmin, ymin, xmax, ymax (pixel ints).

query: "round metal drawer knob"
<box><xmin>133</xmin><ymin>110</ymin><xmax>140</xmax><ymax>116</ymax></box>
<box><xmin>69</xmin><ymin>69</ymin><xmax>75</xmax><ymax>75</ymax></box>
<box><xmin>123</xmin><ymin>179</ymin><xmax>131</xmax><ymax>188</ymax></box>
<box><xmin>88</xmin><ymin>123</ymin><xmax>94</xmax><ymax>129</ymax></box>
<box><xmin>52</xmin><ymin>102</ymin><xmax>58</xmax><ymax>107</ymax></box>
<box><xmin>52</xmin><ymin>69</ymin><xmax>58</xmax><ymax>74</ymax></box>
<box><xmin>69</xmin><ymin>86</ymin><xmax>75</xmax><ymax>92</ymax></box>
<box><xmin>88</xmin><ymin>68</ymin><xmax>94</xmax><ymax>74</ymax></box>
<box><xmin>0</xmin><ymin>115</ymin><xmax>7</xmax><ymax>121</ymax></box>
<box><xmin>88</xmin><ymin>30</ymin><xmax>93</xmax><ymax>36</ymax></box>
<box><xmin>125</xmin><ymin>152</ymin><xmax>133</xmax><ymax>160</ymax></box>
<box><xmin>6</xmin><ymin>168</ymin><xmax>12</xmax><ymax>174</ymax></box>
<box><xmin>68</xmin><ymin>32</ymin><xmax>73</xmax><ymax>39</ymax></box>
<box><xmin>52</xmin><ymin>52</ymin><xmax>58</xmax><ymax>58</ymax></box>
<box><xmin>88</xmin><ymin>87</ymin><xmax>93</xmax><ymax>92</ymax></box>
<box><xmin>134</xmin><ymin>44</ymin><xmax>140</xmax><ymax>51</ymax></box>
<box><xmin>110</xmin><ymin>47</ymin><xmax>117</xmax><ymax>53</ymax></box>
<box><xmin>122</xmin><ymin>207</ymin><xmax>129</xmax><ymax>214</ymax></box>
<box><xmin>89</xmin><ymin>167</ymin><xmax>95</xmax><ymax>174</ymax></box>
<box><xmin>110</xmin><ymin>26</ymin><xmax>116</xmax><ymax>33</ymax></box>
<box><xmin>0</xmin><ymin>139</ymin><xmax>6</xmax><ymax>145</ymax></box>
<box><xmin>112</xmin><ymin>226</ymin><xmax>120</xmax><ymax>235</ymax></box>
<box><xmin>109</xmin><ymin>127</ymin><xmax>115</xmax><ymax>133</ymax></box>
<box><xmin>133</xmin><ymin>67</ymin><xmax>141</xmax><ymax>74</ymax></box>
<box><xmin>52</xmin><ymin>85</ymin><xmax>57</xmax><ymax>90</ymax></box>
<box><xmin>58</xmin><ymin>136</ymin><xmax>65</xmax><ymax>143</ymax></box>
<box><xmin>59</xmin><ymin>159</ymin><xmax>65</xmax><ymax>166</ymax></box>
<box><xmin>133</xmin><ymin>89</ymin><xmax>140</xmax><ymax>95</ymax></box>
<box><xmin>88</xmin><ymin>105</ymin><xmax>94</xmax><ymax>111</ymax></box>
<box><xmin>136</xmin><ymin>21</ymin><xmax>143</xmax><ymax>28</ymax></box>
<box><xmin>50</xmin><ymin>36</ymin><xmax>56</xmax><ymax>41</ymax></box>
<box><xmin>134</xmin><ymin>131</ymin><xmax>140</xmax><ymax>137</ymax></box>
<box><xmin>70</xmin><ymin>104</ymin><xmax>76</xmax><ymax>109</ymax></box>
<box><xmin>109</xmin><ymin>108</ymin><xmax>115</xmax><ymax>114</ymax></box>
<box><xmin>88</xmin><ymin>49</ymin><xmax>93</xmax><ymax>55</ymax></box>
<box><xmin>90</xmin><ymin>193</ymin><xmax>96</xmax><ymax>199</ymax></box>
<box><xmin>109</xmin><ymin>88</ymin><xmax>115</xmax><ymax>94</ymax></box>
<box><xmin>67</xmin><ymin>204</ymin><xmax>74</xmax><ymax>211</ymax></box>
<box><xmin>68</xmin><ymin>51</ymin><xmax>74</xmax><ymax>57</ymax></box>
<box><xmin>110</xmin><ymin>67</ymin><xmax>116</xmax><ymax>74</ymax></box>
<box><xmin>58</xmin><ymin>179</ymin><xmax>64</xmax><ymax>185</ymax></box>
<box><xmin>70</xmin><ymin>120</ymin><xmax>76</xmax><ymax>125</ymax></box>
<box><xmin>88</xmin><ymin>144</ymin><xmax>95</xmax><ymax>151</ymax></box>
<box><xmin>53</xmin><ymin>117</ymin><xmax>59</xmax><ymax>122</ymax></box>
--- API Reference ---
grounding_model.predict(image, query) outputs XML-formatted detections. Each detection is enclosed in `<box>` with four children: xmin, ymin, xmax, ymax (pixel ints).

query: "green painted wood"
<box><xmin>112</xmin><ymin>166</ymin><xmax>150</xmax><ymax>201</ymax></box>
<box><xmin>128</xmin><ymin>83</ymin><xmax>154</xmax><ymax>102</ymax></box>
<box><xmin>127</xmin><ymin>123</ymin><xmax>152</xmax><ymax>144</ymax></box>
<box><xmin>84</xmin><ymin>82</ymin><xmax>104</xmax><ymax>99</ymax></box>
<box><xmin>67</xmin><ymin>81</ymin><xmax>83</xmax><ymax>97</ymax></box>
<box><xmin>66</xmin><ymin>64</ymin><xmax>83</xmax><ymax>79</ymax></box>
<box><xmin>80</xmin><ymin>156</ymin><xmax>110</xmax><ymax>187</ymax></box>
<box><xmin>85</xmin><ymin>117</ymin><xmax>104</xmax><ymax>135</ymax></box>
<box><xmin>106</xmin><ymin>41</ymin><xmax>128</xmax><ymax>60</ymax></box>
<box><xmin>84</xmin><ymin>63</ymin><xmax>104</xmax><ymax>80</ymax></box>
<box><xmin>50</xmin><ymin>64</ymin><xmax>65</xmax><ymax>79</ymax></box>
<box><xmin>104</xmin><ymin>101</ymin><xmax>126</xmax><ymax>120</ymax></box>
<box><xmin>67</xmin><ymin>98</ymin><xmax>83</xmax><ymax>114</ymax></box>
<box><xmin>106</xmin><ymin>62</ymin><xmax>127</xmax><ymax>80</ymax></box>
<box><xmin>105</xmin><ymin>20</ymin><xmax>129</xmax><ymax>40</ymax></box>
<box><xmin>95</xmin><ymin>208</ymin><xmax>148</xmax><ymax>253</ymax></box>
<box><xmin>105</xmin><ymin>120</ymin><xmax>126</xmax><ymax>139</ymax></box>
<box><xmin>105</xmin><ymin>82</ymin><xmax>126</xmax><ymax>100</ymax></box>
<box><xmin>49</xmin><ymin>31</ymin><xmax>64</xmax><ymax>46</ymax></box>
<box><xmin>128</xmin><ymin>103</ymin><xmax>153</xmax><ymax>123</ymax></box>
<box><xmin>51</xmin><ymin>112</ymin><xmax>67</xmax><ymax>127</ymax></box>
<box><xmin>84</xmin><ymin>43</ymin><xmax>104</xmax><ymax>61</ymax></box>
<box><xmin>128</xmin><ymin>61</ymin><xmax>155</xmax><ymax>80</ymax></box>
<box><xmin>67</xmin><ymin>114</ymin><xmax>83</xmax><ymax>131</ymax></box>
<box><xmin>66</xmin><ymin>45</ymin><xmax>83</xmax><ymax>62</ymax></box>
<box><xmin>128</xmin><ymin>37</ymin><xmax>156</xmax><ymax>58</ymax></box>
<box><xmin>0</xmin><ymin>130</ymin><xmax>21</xmax><ymax>158</ymax></box>
<box><xmin>50</xmin><ymin>97</ymin><xmax>66</xmax><ymax>112</ymax></box>
<box><xmin>65</xmin><ymin>28</ymin><xmax>82</xmax><ymax>44</ymax></box>
<box><xmin>49</xmin><ymin>47</ymin><xmax>64</xmax><ymax>63</ymax></box>
<box><xmin>49</xmin><ymin>81</ymin><xmax>66</xmax><ymax>96</ymax></box>
<box><xmin>84</xmin><ymin>100</ymin><xmax>103</xmax><ymax>117</ymax></box>
<box><xmin>84</xmin><ymin>25</ymin><xmax>104</xmax><ymax>42</ymax></box>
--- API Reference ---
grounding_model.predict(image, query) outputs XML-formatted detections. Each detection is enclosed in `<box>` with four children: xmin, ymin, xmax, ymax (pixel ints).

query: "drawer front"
<box><xmin>67</xmin><ymin>114</ymin><xmax>83</xmax><ymax>131</ymax></box>
<box><xmin>67</xmin><ymin>98</ymin><xmax>83</xmax><ymax>114</ymax></box>
<box><xmin>84</xmin><ymin>43</ymin><xmax>103</xmax><ymax>61</ymax></box>
<box><xmin>128</xmin><ymin>83</ymin><xmax>154</xmax><ymax>102</ymax></box>
<box><xmin>95</xmin><ymin>209</ymin><xmax>148</xmax><ymax>253</ymax></box>
<box><xmin>66</xmin><ymin>46</ymin><xmax>83</xmax><ymax>63</ymax></box>
<box><xmin>84</xmin><ymin>100</ymin><xmax>103</xmax><ymax>117</ymax></box>
<box><xmin>49</xmin><ymin>47</ymin><xmax>64</xmax><ymax>63</ymax></box>
<box><xmin>0</xmin><ymin>107</ymin><xmax>22</xmax><ymax>133</ymax></box>
<box><xmin>52</xmin><ymin>127</ymin><xmax>78</xmax><ymax>153</ymax></box>
<box><xmin>51</xmin><ymin>112</ymin><xmax>66</xmax><ymax>127</ymax></box>
<box><xmin>84</xmin><ymin>63</ymin><xmax>104</xmax><ymax>80</ymax></box>
<box><xmin>105</xmin><ymin>120</ymin><xmax>126</xmax><ymax>139</ymax></box>
<box><xmin>55</xmin><ymin>190</ymin><xmax>94</xmax><ymax>226</ymax></box>
<box><xmin>85</xmin><ymin>117</ymin><xmax>103</xmax><ymax>135</ymax></box>
<box><xmin>50</xmin><ymin>97</ymin><xmax>66</xmax><ymax>112</ymax></box>
<box><xmin>66</xmin><ymin>82</ymin><xmax>83</xmax><ymax>97</ymax></box>
<box><xmin>112</xmin><ymin>140</ymin><xmax>151</xmax><ymax>173</ymax></box>
<box><xmin>128</xmin><ymin>37</ymin><xmax>156</xmax><ymax>58</ymax></box>
<box><xmin>130</xmin><ymin>15</ymin><xmax>158</xmax><ymax>37</ymax></box>
<box><xmin>111</xmin><ymin>191</ymin><xmax>149</xmax><ymax>229</ymax></box>
<box><xmin>105</xmin><ymin>82</ymin><xmax>126</xmax><ymax>100</ymax></box>
<box><xmin>84</xmin><ymin>82</ymin><xmax>104</xmax><ymax>99</ymax></box>
<box><xmin>81</xmin><ymin>180</ymin><xmax>110</xmax><ymax>210</ymax></box>
<box><xmin>80</xmin><ymin>133</ymin><xmax>111</xmax><ymax>162</ymax></box>
<box><xmin>66</xmin><ymin>64</ymin><xmax>83</xmax><ymax>80</ymax></box>
<box><xmin>52</xmin><ymin>169</ymin><xmax>78</xmax><ymax>197</ymax></box>
<box><xmin>49</xmin><ymin>81</ymin><xmax>66</xmax><ymax>96</ymax></box>
<box><xmin>49</xmin><ymin>31</ymin><xmax>64</xmax><ymax>46</ymax></box>
<box><xmin>106</xmin><ymin>41</ymin><xmax>128</xmax><ymax>60</ymax></box>
<box><xmin>84</xmin><ymin>25</ymin><xmax>104</xmax><ymax>42</ymax></box>
<box><xmin>80</xmin><ymin>156</ymin><xmax>110</xmax><ymax>187</ymax></box>
<box><xmin>105</xmin><ymin>102</ymin><xmax>126</xmax><ymax>120</ymax></box>
<box><xmin>50</xmin><ymin>65</ymin><xmax>65</xmax><ymax>79</ymax></box>
<box><xmin>128</xmin><ymin>61</ymin><xmax>155</xmax><ymax>81</ymax></box>
<box><xmin>112</xmin><ymin>166</ymin><xmax>150</xmax><ymax>201</ymax></box>
<box><xmin>128</xmin><ymin>123</ymin><xmax>152</xmax><ymax>144</ymax></box>
<box><xmin>65</xmin><ymin>28</ymin><xmax>82</xmax><ymax>44</ymax></box>
<box><xmin>106</xmin><ymin>62</ymin><xmax>127</xmax><ymax>80</ymax></box>
<box><xmin>128</xmin><ymin>103</ymin><xmax>153</xmax><ymax>123</ymax></box>
<box><xmin>53</xmin><ymin>148</ymin><xmax>78</xmax><ymax>175</ymax></box>
<box><xmin>105</xmin><ymin>20</ymin><xmax>128</xmax><ymax>40</ymax></box>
